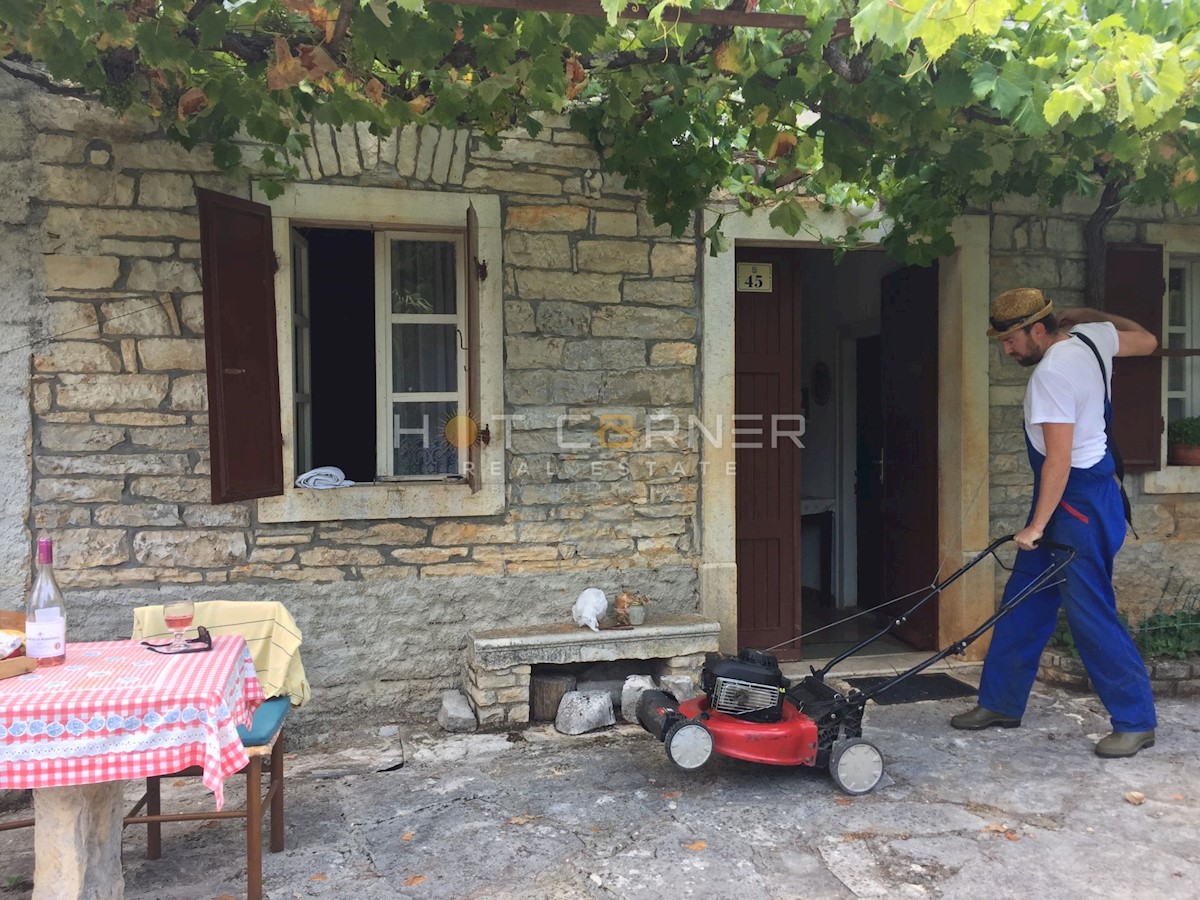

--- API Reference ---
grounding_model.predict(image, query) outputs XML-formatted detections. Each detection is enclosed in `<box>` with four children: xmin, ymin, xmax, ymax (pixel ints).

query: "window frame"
<box><xmin>251</xmin><ymin>183</ymin><xmax>505</xmax><ymax>522</ymax></box>
<box><xmin>1165</xmin><ymin>258</ymin><xmax>1200</xmax><ymax>425</ymax></box>
<box><xmin>375</xmin><ymin>230</ymin><xmax>467</xmax><ymax>481</ymax></box>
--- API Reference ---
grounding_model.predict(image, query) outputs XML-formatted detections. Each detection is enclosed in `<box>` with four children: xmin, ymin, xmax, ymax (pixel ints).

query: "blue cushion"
<box><xmin>237</xmin><ymin>696</ymin><xmax>291</xmax><ymax>747</ymax></box>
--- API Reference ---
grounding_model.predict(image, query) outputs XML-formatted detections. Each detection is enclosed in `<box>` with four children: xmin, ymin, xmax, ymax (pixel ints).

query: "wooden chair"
<box><xmin>125</xmin><ymin>602</ymin><xmax>308</xmax><ymax>900</ymax></box>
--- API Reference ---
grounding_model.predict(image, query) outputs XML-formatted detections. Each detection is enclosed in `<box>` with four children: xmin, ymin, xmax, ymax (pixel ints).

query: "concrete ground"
<box><xmin>2</xmin><ymin>676</ymin><xmax>1198</xmax><ymax>899</ymax></box>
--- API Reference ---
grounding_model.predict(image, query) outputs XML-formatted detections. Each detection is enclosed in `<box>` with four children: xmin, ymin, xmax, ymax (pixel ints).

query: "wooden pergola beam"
<box><xmin>426</xmin><ymin>0</ymin><xmax>853</xmax><ymax>35</ymax></box>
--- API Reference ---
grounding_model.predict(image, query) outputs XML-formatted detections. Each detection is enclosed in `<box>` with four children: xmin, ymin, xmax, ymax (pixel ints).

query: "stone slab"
<box><xmin>467</xmin><ymin>613</ymin><xmax>719</xmax><ymax>670</ymax></box>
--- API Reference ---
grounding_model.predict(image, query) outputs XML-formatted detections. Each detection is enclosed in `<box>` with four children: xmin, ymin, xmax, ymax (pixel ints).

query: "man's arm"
<box><xmin>1057</xmin><ymin>307</ymin><xmax>1158</xmax><ymax>357</ymax></box>
<box><xmin>1014</xmin><ymin>422</ymin><xmax>1073</xmax><ymax>551</ymax></box>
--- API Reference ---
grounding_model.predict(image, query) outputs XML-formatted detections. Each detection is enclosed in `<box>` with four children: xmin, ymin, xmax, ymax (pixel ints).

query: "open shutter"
<box><xmin>465</xmin><ymin>203</ymin><xmax>485</xmax><ymax>491</ymax></box>
<box><xmin>197</xmin><ymin>189</ymin><xmax>284</xmax><ymax>503</ymax></box>
<box><xmin>1105</xmin><ymin>243</ymin><xmax>1164</xmax><ymax>473</ymax></box>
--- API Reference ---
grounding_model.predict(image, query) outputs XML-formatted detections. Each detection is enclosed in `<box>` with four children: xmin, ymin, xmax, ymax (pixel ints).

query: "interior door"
<box><xmin>855</xmin><ymin>335</ymin><xmax>884</xmax><ymax>618</ymax></box>
<box><xmin>880</xmin><ymin>264</ymin><xmax>940</xmax><ymax>649</ymax></box>
<box><xmin>735</xmin><ymin>249</ymin><xmax>803</xmax><ymax>657</ymax></box>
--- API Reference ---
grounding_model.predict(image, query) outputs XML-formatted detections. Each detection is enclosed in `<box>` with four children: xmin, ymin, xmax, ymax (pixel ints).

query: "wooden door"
<box><xmin>735</xmin><ymin>249</ymin><xmax>803</xmax><ymax>657</ymax></box>
<box><xmin>880</xmin><ymin>265</ymin><xmax>940</xmax><ymax>649</ymax></box>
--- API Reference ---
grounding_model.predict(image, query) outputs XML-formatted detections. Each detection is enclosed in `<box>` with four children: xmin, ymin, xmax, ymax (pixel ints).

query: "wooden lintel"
<box><xmin>427</xmin><ymin>0</ymin><xmax>853</xmax><ymax>35</ymax></box>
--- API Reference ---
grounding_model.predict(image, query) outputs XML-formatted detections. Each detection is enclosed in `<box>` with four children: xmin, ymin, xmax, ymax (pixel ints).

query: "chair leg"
<box><xmin>146</xmin><ymin>777</ymin><xmax>162</xmax><ymax>860</ymax></box>
<box><xmin>246</xmin><ymin>757</ymin><xmax>263</xmax><ymax>900</ymax></box>
<box><xmin>269</xmin><ymin>736</ymin><xmax>285</xmax><ymax>853</ymax></box>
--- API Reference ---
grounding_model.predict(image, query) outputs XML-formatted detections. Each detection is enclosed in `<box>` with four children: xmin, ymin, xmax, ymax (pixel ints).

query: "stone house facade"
<box><xmin>1</xmin><ymin>69</ymin><xmax>1198</xmax><ymax>739</ymax></box>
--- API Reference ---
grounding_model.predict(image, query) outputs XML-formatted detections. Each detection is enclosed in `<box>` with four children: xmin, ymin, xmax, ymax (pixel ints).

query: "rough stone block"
<box><xmin>33</xmin><ymin>342</ymin><xmax>121</xmax><ymax>374</ymax></box>
<box><xmin>576</xmin><ymin>240</ymin><xmax>649</xmax><ymax>274</ymax></box>
<box><xmin>659</xmin><ymin>674</ymin><xmax>698</xmax><ymax>701</ymax></box>
<box><xmin>32</xmin><ymin>782</ymin><xmax>125</xmax><ymax>900</ymax></box>
<box><xmin>44</xmin><ymin>254</ymin><xmax>120</xmax><ymax>291</ymax></box>
<box><xmin>554</xmin><ymin>690</ymin><xmax>615</xmax><ymax>735</ymax></box>
<box><xmin>438</xmin><ymin>689</ymin><xmax>478</xmax><ymax>733</ymax></box>
<box><xmin>132</xmin><ymin>530</ymin><xmax>248</xmax><ymax>568</ymax></box>
<box><xmin>620</xmin><ymin>674</ymin><xmax>658</xmax><ymax>723</ymax></box>
<box><xmin>591</xmin><ymin>305</ymin><xmax>697</xmax><ymax>339</ymax></box>
<box><xmin>651</xmin><ymin>243</ymin><xmax>696</xmax><ymax>277</ymax></box>
<box><xmin>506</xmin><ymin>205</ymin><xmax>589</xmax><ymax>232</ymax></box>
<box><xmin>516</xmin><ymin>269</ymin><xmax>621</xmax><ymax>303</ymax></box>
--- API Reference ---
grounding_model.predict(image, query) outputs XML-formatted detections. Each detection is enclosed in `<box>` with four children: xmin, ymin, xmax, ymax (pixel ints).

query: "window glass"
<box><xmin>392</xmin><ymin>401</ymin><xmax>459</xmax><ymax>476</ymax></box>
<box><xmin>391</xmin><ymin>241</ymin><xmax>456</xmax><ymax>315</ymax></box>
<box><xmin>392</xmin><ymin>324</ymin><xmax>457</xmax><ymax>394</ymax></box>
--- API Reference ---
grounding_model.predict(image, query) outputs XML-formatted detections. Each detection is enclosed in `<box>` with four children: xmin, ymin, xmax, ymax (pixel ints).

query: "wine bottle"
<box><xmin>25</xmin><ymin>537</ymin><xmax>66</xmax><ymax>667</ymax></box>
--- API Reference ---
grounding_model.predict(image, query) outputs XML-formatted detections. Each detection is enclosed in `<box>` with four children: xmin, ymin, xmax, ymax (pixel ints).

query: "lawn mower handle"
<box><xmin>824</xmin><ymin>535</ymin><xmax>1076</xmax><ymax>705</ymax></box>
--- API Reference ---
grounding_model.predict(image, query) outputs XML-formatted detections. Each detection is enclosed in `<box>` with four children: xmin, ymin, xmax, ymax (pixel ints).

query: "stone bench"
<box><xmin>465</xmin><ymin>613</ymin><xmax>721</xmax><ymax>728</ymax></box>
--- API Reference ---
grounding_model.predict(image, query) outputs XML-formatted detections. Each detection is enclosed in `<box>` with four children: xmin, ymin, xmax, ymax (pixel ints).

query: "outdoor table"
<box><xmin>0</xmin><ymin>635</ymin><xmax>263</xmax><ymax>900</ymax></box>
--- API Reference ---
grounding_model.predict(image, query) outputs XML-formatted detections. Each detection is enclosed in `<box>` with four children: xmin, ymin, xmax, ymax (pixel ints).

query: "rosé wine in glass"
<box><xmin>162</xmin><ymin>600</ymin><xmax>195</xmax><ymax>652</ymax></box>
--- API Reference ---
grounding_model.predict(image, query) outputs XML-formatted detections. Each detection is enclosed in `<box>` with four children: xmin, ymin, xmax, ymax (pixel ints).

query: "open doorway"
<box><xmin>733</xmin><ymin>246</ymin><xmax>941</xmax><ymax>659</ymax></box>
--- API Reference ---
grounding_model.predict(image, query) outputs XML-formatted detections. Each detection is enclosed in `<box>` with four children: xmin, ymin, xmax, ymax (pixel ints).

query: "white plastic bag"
<box><xmin>571</xmin><ymin>588</ymin><xmax>607</xmax><ymax>632</ymax></box>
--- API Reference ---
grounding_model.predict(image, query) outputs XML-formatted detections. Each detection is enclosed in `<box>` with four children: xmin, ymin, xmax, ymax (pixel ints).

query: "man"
<box><xmin>951</xmin><ymin>287</ymin><xmax>1158</xmax><ymax>758</ymax></box>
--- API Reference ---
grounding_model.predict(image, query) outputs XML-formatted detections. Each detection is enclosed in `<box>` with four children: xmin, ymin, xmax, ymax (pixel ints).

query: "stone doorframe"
<box><xmin>698</xmin><ymin>209</ymin><xmax>993</xmax><ymax>657</ymax></box>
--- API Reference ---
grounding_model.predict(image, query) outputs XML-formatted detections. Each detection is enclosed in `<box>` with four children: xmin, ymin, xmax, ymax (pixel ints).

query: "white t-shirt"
<box><xmin>1024</xmin><ymin>321</ymin><xmax>1119</xmax><ymax>468</ymax></box>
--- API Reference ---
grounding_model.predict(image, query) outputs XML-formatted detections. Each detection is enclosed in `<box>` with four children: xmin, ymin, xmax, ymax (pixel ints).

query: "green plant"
<box><xmin>1167</xmin><ymin>416</ymin><xmax>1200</xmax><ymax>448</ymax></box>
<box><xmin>1134</xmin><ymin>610</ymin><xmax>1200</xmax><ymax>660</ymax></box>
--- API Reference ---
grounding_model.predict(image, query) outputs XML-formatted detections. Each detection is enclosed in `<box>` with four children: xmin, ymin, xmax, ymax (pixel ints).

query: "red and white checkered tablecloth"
<box><xmin>0</xmin><ymin>635</ymin><xmax>263</xmax><ymax>810</ymax></box>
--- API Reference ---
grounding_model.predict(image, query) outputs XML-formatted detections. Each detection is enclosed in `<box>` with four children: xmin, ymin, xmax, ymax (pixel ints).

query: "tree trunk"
<box><xmin>1083</xmin><ymin>178</ymin><xmax>1127</xmax><ymax>309</ymax></box>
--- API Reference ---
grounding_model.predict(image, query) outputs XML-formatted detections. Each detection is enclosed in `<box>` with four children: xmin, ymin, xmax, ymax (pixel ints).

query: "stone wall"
<box><xmin>988</xmin><ymin>200</ymin><xmax>1200</xmax><ymax>620</ymax></box>
<box><xmin>5</xmin><ymin>72</ymin><xmax>703</xmax><ymax>741</ymax></box>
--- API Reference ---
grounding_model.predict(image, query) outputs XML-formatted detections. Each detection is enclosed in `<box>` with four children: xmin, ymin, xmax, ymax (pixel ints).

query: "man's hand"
<box><xmin>1013</xmin><ymin>524</ymin><xmax>1044</xmax><ymax>551</ymax></box>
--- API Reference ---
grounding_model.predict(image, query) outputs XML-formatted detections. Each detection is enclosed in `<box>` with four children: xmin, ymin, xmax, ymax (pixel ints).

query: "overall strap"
<box><xmin>1072</xmin><ymin>330</ymin><xmax>1136</xmax><ymax>534</ymax></box>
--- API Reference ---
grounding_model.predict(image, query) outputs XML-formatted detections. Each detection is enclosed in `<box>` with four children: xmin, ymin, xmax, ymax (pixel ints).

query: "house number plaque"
<box><xmin>736</xmin><ymin>262</ymin><xmax>773</xmax><ymax>293</ymax></box>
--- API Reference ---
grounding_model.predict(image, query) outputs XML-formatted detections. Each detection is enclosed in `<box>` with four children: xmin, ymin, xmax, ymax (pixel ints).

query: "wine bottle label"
<box><xmin>26</xmin><ymin>620</ymin><xmax>65</xmax><ymax>658</ymax></box>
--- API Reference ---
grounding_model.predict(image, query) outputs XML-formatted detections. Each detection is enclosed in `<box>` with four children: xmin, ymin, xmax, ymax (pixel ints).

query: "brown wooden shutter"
<box><xmin>1105</xmin><ymin>243</ymin><xmax>1164</xmax><ymax>472</ymax></box>
<box><xmin>197</xmin><ymin>189</ymin><xmax>284</xmax><ymax>503</ymax></box>
<box><xmin>464</xmin><ymin>203</ymin><xmax>484</xmax><ymax>492</ymax></box>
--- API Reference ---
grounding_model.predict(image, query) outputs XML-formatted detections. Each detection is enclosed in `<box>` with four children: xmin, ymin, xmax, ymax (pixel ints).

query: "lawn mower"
<box><xmin>638</xmin><ymin>535</ymin><xmax>1075</xmax><ymax>794</ymax></box>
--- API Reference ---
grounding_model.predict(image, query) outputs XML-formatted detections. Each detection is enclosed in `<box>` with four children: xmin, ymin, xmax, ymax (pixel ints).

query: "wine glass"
<box><xmin>162</xmin><ymin>600</ymin><xmax>195</xmax><ymax>652</ymax></box>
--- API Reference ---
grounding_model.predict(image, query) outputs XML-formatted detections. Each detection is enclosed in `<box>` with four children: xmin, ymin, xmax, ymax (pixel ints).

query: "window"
<box><xmin>1166</xmin><ymin>261</ymin><xmax>1200</xmax><ymax>425</ymax></box>
<box><xmin>378</xmin><ymin>234</ymin><xmax>465</xmax><ymax>480</ymax></box>
<box><xmin>198</xmin><ymin>184</ymin><xmax>504</xmax><ymax>521</ymax></box>
<box><xmin>1111</xmin><ymin>232</ymin><xmax>1200</xmax><ymax>493</ymax></box>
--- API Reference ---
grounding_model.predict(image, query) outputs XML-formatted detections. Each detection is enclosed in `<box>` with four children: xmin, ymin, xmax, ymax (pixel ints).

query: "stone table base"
<box><xmin>33</xmin><ymin>782</ymin><xmax>124</xmax><ymax>900</ymax></box>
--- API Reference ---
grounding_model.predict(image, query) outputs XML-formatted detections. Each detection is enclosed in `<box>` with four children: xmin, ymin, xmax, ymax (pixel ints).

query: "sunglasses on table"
<box><xmin>141</xmin><ymin>626</ymin><xmax>213</xmax><ymax>654</ymax></box>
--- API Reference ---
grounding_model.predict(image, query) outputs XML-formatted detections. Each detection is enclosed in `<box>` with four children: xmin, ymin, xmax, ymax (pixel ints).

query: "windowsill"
<box><xmin>256</xmin><ymin>481</ymin><xmax>505</xmax><ymax>523</ymax></box>
<box><xmin>1141</xmin><ymin>466</ymin><xmax>1200</xmax><ymax>495</ymax></box>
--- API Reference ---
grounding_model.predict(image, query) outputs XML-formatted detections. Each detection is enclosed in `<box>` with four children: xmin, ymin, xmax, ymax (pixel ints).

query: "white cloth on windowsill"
<box><xmin>295</xmin><ymin>466</ymin><xmax>356</xmax><ymax>489</ymax></box>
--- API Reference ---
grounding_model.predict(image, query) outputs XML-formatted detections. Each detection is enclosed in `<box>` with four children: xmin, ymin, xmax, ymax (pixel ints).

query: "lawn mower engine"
<box><xmin>701</xmin><ymin>648</ymin><xmax>787</xmax><ymax>722</ymax></box>
<box><xmin>637</xmin><ymin>648</ymin><xmax>884</xmax><ymax>795</ymax></box>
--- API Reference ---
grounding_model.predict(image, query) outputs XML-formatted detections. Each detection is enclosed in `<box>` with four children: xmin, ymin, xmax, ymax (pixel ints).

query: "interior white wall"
<box><xmin>796</xmin><ymin>250</ymin><xmax>903</xmax><ymax>606</ymax></box>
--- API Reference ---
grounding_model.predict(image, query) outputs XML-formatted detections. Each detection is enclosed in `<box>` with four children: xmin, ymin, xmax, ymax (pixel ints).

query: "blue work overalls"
<box><xmin>978</xmin><ymin>410</ymin><xmax>1157</xmax><ymax>733</ymax></box>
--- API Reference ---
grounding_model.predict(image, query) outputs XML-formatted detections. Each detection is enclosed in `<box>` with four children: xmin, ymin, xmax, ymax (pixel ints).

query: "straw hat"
<box><xmin>987</xmin><ymin>287</ymin><xmax>1055</xmax><ymax>338</ymax></box>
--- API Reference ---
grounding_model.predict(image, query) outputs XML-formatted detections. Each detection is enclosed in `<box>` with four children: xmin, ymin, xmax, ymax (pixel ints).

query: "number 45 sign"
<box><xmin>735</xmin><ymin>262</ymin><xmax>773</xmax><ymax>293</ymax></box>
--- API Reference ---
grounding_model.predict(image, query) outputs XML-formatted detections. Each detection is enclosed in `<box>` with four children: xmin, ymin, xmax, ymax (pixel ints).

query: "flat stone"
<box><xmin>467</xmin><ymin>614</ymin><xmax>720</xmax><ymax>671</ymax></box>
<box><xmin>554</xmin><ymin>690</ymin><xmax>615</xmax><ymax>735</ymax></box>
<box><xmin>438</xmin><ymin>689</ymin><xmax>478</xmax><ymax>733</ymax></box>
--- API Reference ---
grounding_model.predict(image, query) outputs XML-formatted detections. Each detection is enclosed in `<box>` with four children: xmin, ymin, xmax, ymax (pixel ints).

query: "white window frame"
<box><xmin>375</xmin><ymin>231</ymin><xmax>467</xmax><ymax>481</ymax></box>
<box><xmin>1141</xmin><ymin>224</ymin><xmax>1200</xmax><ymax>494</ymax></box>
<box><xmin>251</xmin><ymin>183</ymin><xmax>505</xmax><ymax>522</ymax></box>
<box><xmin>1165</xmin><ymin>258</ymin><xmax>1200</xmax><ymax>425</ymax></box>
